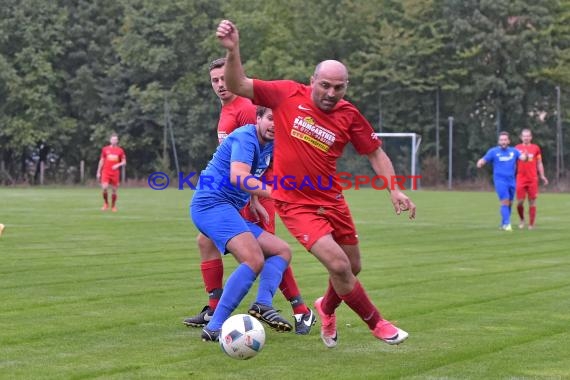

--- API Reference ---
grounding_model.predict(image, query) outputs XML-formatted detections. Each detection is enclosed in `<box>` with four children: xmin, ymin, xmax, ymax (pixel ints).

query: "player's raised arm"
<box><xmin>216</xmin><ymin>20</ymin><xmax>254</xmax><ymax>100</ymax></box>
<box><xmin>476</xmin><ymin>158</ymin><xmax>487</xmax><ymax>168</ymax></box>
<box><xmin>367</xmin><ymin>147</ymin><xmax>416</xmax><ymax>219</ymax></box>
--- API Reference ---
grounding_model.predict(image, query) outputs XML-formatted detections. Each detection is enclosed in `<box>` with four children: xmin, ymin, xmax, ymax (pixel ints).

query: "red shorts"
<box><xmin>516</xmin><ymin>180</ymin><xmax>538</xmax><ymax>200</ymax></box>
<box><xmin>275</xmin><ymin>199</ymin><xmax>358</xmax><ymax>250</ymax></box>
<box><xmin>101</xmin><ymin>172</ymin><xmax>120</xmax><ymax>187</ymax></box>
<box><xmin>240</xmin><ymin>196</ymin><xmax>276</xmax><ymax>234</ymax></box>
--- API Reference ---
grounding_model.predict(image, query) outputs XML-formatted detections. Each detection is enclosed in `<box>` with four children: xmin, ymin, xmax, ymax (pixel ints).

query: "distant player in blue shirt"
<box><xmin>191</xmin><ymin>106</ymin><xmax>292</xmax><ymax>341</ymax></box>
<box><xmin>477</xmin><ymin>131</ymin><xmax>527</xmax><ymax>231</ymax></box>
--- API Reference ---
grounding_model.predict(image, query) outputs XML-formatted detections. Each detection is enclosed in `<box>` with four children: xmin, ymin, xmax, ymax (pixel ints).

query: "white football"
<box><xmin>220</xmin><ymin>314</ymin><xmax>265</xmax><ymax>360</ymax></box>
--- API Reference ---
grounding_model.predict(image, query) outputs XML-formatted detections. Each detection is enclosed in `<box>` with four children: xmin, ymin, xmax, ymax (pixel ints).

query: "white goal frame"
<box><xmin>375</xmin><ymin>133</ymin><xmax>422</xmax><ymax>190</ymax></box>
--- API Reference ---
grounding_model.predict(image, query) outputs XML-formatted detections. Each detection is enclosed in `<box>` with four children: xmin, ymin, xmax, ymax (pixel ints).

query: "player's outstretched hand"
<box><xmin>216</xmin><ymin>20</ymin><xmax>239</xmax><ymax>50</ymax></box>
<box><xmin>390</xmin><ymin>190</ymin><xmax>416</xmax><ymax>220</ymax></box>
<box><xmin>249</xmin><ymin>196</ymin><xmax>270</xmax><ymax>225</ymax></box>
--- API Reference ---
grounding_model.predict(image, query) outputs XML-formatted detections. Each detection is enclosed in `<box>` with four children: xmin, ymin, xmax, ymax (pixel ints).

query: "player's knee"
<box><xmin>245</xmin><ymin>256</ymin><xmax>265</xmax><ymax>274</ymax></box>
<box><xmin>196</xmin><ymin>233</ymin><xmax>209</xmax><ymax>249</ymax></box>
<box><xmin>273</xmin><ymin>241</ymin><xmax>291</xmax><ymax>263</ymax></box>
<box><xmin>351</xmin><ymin>262</ymin><xmax>362</xmax><ymax>276</ymax></box>
<box><xmin>326</xmin><ymin>257</ymin><xmax>352</xmax><ymax>277</ymax></box>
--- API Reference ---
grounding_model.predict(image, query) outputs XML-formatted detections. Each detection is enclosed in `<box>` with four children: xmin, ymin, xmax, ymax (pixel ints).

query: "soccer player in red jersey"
<box><xmin>211</xmin><ymin>58</ymin><xmax>257</xmax><ymax>144</ymax></box>
<box><xmin>515</xmin><ymin>129</ymin><xmax>548</xmax><ymax>229</ymax></box>
<box><xmin>183</xmin><ymin>58</ymin><xmax>316</xmax><ymax>334</ymax></box>
<box><xmin>96</xmin><ymin>133</ymin><xmax>126</xmax><ymax>212</ymax></box>
<box><xmin>216</xmin><ymin>20</ymin><xmax>416</xmax><ymax>347</ymax></box>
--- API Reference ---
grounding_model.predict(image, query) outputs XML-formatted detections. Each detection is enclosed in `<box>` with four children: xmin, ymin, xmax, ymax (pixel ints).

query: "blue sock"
<box><xmin>500</xmin><ymin>205</ymin><xmax>510</xmax><ymax>225</ymax></box>
<box><xmin>255</xmin><ymin>256</ymin><xmax>289</xmax><ymax>307</ymax></box>
<box><xmin>206</xmin><ymin>263</ymin><xmax>256</xmax><ymax>331</ymax></box>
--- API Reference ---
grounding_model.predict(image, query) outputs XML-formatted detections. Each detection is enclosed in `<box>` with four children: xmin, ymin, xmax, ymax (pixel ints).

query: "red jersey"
<box><xmin>253</xmin><ymin>79</ymin><xmax>381</xmax><ymax>205</ymax></box>
<box><xmin>515</xmin><ymin>143</ymin><xmax>542</xmax><ymax>182</ymax></box>
<box><xmin>100</xmin><ymin>145</ymin><xmax>126</xmax><ymax>175</ymax></box>
<box><xmin>217</xmin><ymin>96</ymin><xmax>257</xmax><ymax>144</ymax></box>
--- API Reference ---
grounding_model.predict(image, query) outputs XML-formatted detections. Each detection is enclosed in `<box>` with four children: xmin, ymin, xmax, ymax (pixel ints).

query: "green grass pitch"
<box><xmin>1</xmin><ymin>187</ymin><xmax>569</xmax><ymax>379</ymax></box>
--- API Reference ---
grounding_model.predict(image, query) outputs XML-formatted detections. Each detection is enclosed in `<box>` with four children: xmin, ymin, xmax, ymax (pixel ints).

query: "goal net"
<box><xmin>375</xmin><ymin>133</ymin><xmax>422</xmax><ymax>190</ymax></box>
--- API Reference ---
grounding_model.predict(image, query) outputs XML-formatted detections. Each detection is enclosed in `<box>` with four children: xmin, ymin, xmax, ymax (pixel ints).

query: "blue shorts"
<box><xmin>494</xmin><ymin>180</ymin><xmax>515</xmax><ymax>202</ymax></box>
<box><xmin>190</xmin><ymin>199</ymin><xmax>264</xmax><ymax>254</ymax></box>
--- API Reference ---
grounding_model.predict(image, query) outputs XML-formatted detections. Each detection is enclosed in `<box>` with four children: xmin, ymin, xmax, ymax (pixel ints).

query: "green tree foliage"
<box><xmin>443</xmin><ymin>0</ymin><xmax>563</xmax><ymax>177</ymax></box>
<box><xmin>114</xmin><ymin>0</ymin><xmax>225</xmax><ymax>176</ymax></box>
<box><xmin>0</xmin><ymin>0</ymin><xmax>75</xmax><ymax>180</ymax></box>
<box><xmin>59</xmin><ymin>0</ymin><xmax>125</xmax><ymax>176</ymax></box>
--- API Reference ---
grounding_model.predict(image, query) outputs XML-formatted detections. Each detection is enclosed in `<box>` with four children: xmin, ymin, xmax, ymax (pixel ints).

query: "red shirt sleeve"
<box><xmin>252</xmin><ymin>79</ymin><xmax>297</xmax><ymax>108</ymax></box>
<box><xmin>217</xmin><ymin>113</ymin><xmax>238</xmax><ymax>141</ymax></box>
<box><xmin>100</xmin><ymin>147</ymin><xmax>106</xmax><ymax>160</ymax></box>
<box><xmin>349</xmin><ymin>108</ymin><xmax>382</xmax><ymax>155</ymax></box>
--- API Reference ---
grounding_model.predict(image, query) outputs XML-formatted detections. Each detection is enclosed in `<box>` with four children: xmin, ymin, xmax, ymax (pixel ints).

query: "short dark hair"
<box><xmin>256</xmin><ymin>106</ymin><xmax>270</xmax><ymax>118</ymax></box>
<box><xmin>209</xmin><ymin>58</ymin><xmax>226</xmax><ymax>71</ymax></box>
<box><xmin>499</xmin><ymin>131</ymin><xmax>509</xmax><ymax>138</ymax></box>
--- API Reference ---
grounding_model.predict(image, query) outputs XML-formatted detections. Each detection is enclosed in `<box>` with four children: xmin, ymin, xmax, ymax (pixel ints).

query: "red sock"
<box><xmin>201</xmin><ymin>259</ymin><xmax>224</xmax><ymax>309</ymax></box>
<box><xmin>529</xmin><ymin>205</ymin><xmax>536</xmax><ymax>226</ymax></box>
<box><xmin>517</xmin><ymin>204</ymin><xmax>524</xmax><ymax>221</ymax></box>
<box><xmin>339</xmin><ymin>280</ymin><xmax>381</xmax><ymax>330</ymax></box>
<box><xmin>102</xmin><ymin>190</ymin><xmax>108</xmax><ymax>205</ymax></box>
<box><xmin>111</xmin><ymin>193</ymin><xmax>117</xmax><ymax>207</ymax></box>
<box><xmin>321</xmin><ymin>279</ymin><xmax>343</xmax><ymax>315</ymax></box>
<box><xmin>279</xmin><ymin>266</ymin><xmax>309</xmax><ymax>314</ymax></box>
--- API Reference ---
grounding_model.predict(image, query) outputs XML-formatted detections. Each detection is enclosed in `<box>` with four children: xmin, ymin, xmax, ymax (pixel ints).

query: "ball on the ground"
<box><xmin>220</xmin><ymin>314</ymin><xmax>265</xmax><ymax>360</ymax></box>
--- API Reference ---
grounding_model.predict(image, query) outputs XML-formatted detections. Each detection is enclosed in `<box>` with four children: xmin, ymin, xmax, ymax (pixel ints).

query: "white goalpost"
<box><xmin>375</xmin><ymin>133</ymin><xmax>422</xmax><ymax>190</ymax></box>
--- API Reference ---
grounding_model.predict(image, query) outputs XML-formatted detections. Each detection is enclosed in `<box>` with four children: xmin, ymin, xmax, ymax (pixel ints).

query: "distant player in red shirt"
<box><xmin>217</xmin><ymin>20</ymin><xmax>416</xmax><ymax>347</ymax></box>
<box><xmin>515</xmin><ymin>129</ymin><xmax>548</xmax><ymax>229</ymax></box>
<box><xmin>96</xmin><ymin>133</ymin><xmax>126</xmax><ymax>212</ymax></box>
<box><xmin>183</xmin><ymin>58</ymin><xmax>315</xmax><ymax>334</ymax></box>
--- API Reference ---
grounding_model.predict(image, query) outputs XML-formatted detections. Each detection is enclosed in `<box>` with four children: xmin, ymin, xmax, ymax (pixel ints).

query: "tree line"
<box><xmin>1</xmin><ymin>0</ymin><xmax>568</xmax><ymax>185</ymax></box>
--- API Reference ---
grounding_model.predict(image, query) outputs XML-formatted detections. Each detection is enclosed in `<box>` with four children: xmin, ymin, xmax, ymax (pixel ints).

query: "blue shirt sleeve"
<box><xmin>483</xmin><ymin>148</ymin><xmax>495</xmax><ymax>163</ymax></box>
<box><xmin>229</xmin><ymin>127</ymin><xmax>258</xmax><ymax>168</ymax></box>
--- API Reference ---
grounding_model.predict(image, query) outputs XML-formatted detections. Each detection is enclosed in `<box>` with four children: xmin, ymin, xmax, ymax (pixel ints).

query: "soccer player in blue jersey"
<box><xmin>191</xmin><ymin>106</ymin><xmax>292</xmax><ymax>341</ymax></box>
<box><xmin>477</xmin><ymin>131</ymin><xmax>527</xmax><ymax>231</ymax></box>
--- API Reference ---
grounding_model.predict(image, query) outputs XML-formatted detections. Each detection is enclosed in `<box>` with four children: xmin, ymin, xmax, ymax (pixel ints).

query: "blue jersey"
<box><xmin>193</xmin><ymin>124</ymin><xmax>273</xmax><ymax>210</ymax></box>
<box><xmin>483</xmin><ymin>146</ymin><xmax>521</xmax><ymax>183</ymax></box>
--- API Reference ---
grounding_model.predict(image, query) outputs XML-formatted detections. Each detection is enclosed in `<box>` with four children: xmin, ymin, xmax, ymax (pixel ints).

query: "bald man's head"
<box><xmin>313</xmin><ymin>60</ymin><xmax>348</xmax><ymax>81</ymax></box>
<box><xmin>310</xmin><ymin>60</ymin><xmax>349</xmax><ymax>112</ymax></box>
